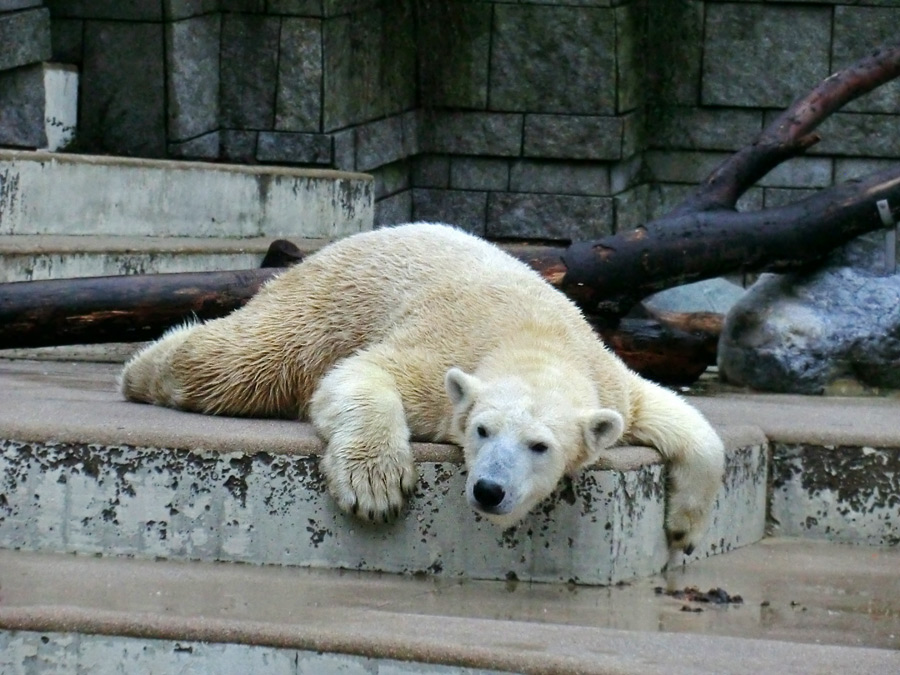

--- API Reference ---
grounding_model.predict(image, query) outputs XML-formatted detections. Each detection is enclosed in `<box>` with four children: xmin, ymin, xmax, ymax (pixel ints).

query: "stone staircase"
<box><xmin>1</xmin><ymin>152</ymin><xmax>898</xmax><ymax>672</ymax></box>
<box><xmin>0</xmin><ymin>149</ymin><xmax>374</xmax><ymax>282</ymax></box>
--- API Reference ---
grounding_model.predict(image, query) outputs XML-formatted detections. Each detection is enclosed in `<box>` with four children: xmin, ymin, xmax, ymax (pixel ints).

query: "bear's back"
<box><xmin>264</xmin><ymin>222</ymin><xmax>557</xmax><ymax>329</ymax></box>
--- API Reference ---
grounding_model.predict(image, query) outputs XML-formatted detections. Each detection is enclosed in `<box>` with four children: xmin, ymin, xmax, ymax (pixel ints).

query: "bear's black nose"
<box><xmin>473</xmin><ymin>479</ymin><xmax>505</xmax><ymax>508</ymax></box>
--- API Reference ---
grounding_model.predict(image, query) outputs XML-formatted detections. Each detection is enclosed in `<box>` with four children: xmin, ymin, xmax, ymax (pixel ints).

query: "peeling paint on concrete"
<box><xmin>770</xmin><ymin>443</ymin><xmax>900</xmax><ymax>545</ymax></box>
<box><xmin>0</xmin><ymin>630</ymin><xmax>506</xmax><ymax>675</ymax></box>
<box><xmin>0</xmin><ymin>439</ymin><xmax>766</xmax><ymax>585</ymax></box>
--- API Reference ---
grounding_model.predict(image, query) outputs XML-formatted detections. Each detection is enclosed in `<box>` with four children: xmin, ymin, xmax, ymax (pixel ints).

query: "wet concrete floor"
<box><xmin>1</xmin><ymin>538</ymin><xmax>897</xmax><ymax>652</ymax></box>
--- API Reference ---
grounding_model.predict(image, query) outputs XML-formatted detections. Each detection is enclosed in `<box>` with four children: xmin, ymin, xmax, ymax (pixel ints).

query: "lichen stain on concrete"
<box><xmin>305</xmin><ymin>518</ymin><xmax>332</xmax><ymax>547</ymax></box>
<box><xmin>725</xmin><ymin>444</ymin><xmax>768</xmax><ymax>492</ymax></box>
<box><xmin>335</xmin><ymin>178</ymin><xmax>371</xmax><ymax>217</ymax></box>
<box><xmin>773</xmin><ymin>443</ymin><xmax>900</xmax><ymax>513</ymax></box>
<box><xmin>0</xmin><ymin>167</ymin><xmax>21</xmax><ymax>231</ymax></box>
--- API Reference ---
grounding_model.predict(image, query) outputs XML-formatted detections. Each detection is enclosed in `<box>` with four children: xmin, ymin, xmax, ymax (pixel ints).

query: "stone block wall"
<box><xmin>3</xmin><ymin>1</ymin><xmax>898</xmax><ymax>241</ymax></box>
<box><xmin>0</xmin><ymin>0</ymin><xmax>52</xmax><ymax>147</ymax></box>
<box><xmin>645</xmin><ymin>0</ymin><xmax>900</xmax><ymax>221</ymax></box>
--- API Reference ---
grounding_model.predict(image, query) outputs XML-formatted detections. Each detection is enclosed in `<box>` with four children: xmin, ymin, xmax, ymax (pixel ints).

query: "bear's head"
<box><xmin>444</xmin><ymin>367</ymin><xmax>624</xmax><ymax>526</ymax></box>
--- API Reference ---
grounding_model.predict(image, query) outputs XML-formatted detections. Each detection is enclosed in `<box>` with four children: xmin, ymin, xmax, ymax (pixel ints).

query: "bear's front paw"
<box><xmin>320</xmin><ymin>443</ymin><xmax>418</xmax><ymax>522</ymax></box>
<box><xmin>665</xmin><ymin>495</ymin><xmax>712</xmax><ymax>556</ymax></box>
<box><xmin>665</xmin><ymin>449</ymin><xmax>724</xmax><ymax>555</ymax></box>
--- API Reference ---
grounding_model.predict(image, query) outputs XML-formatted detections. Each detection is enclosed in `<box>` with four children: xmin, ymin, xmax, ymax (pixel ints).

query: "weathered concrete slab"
<box><xmin>0</xmin><ymin>360</ymin><xmax>766</xmax><ymax>586</ymax></box>
<box><xmin>1</xmin><ymin>540</ymin><xmax>898</xmax><ymax>674</ymax></box>
<box><xmin>771</xmin><ymin>442</ymin><xmax>899</xmax><ymax>546</ymax></box>
<box><xmin>0</xmin><ymin>150</ymin><xmax>373</xmax><ymax>238</ymax></box>
<box><xmin>0</xmin><ymin>235</ymin><xmax>326</xmax><ymax>281</ymax></box>
<box><xmin>0</xmin><ymin>631</ymin><xmax>505</xmax><ymax>675</ymax></box>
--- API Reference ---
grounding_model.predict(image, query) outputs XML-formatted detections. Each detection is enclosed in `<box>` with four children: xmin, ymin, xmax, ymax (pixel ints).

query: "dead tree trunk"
<box><xmin>0</xmin><ymin>269</ymin><xmax>279</xmax><ymax>349</ymax></box>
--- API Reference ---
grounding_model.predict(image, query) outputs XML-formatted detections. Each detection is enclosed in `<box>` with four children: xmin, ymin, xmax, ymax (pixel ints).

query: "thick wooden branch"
<box><xmin>548</xmin><ymin>165</ymin><xmax>900</xmax><ymax>316</ymax></box>
<box><xmin>672</xmin><ymin>43</ymin><xmax>900</xmax><ymax>214</ymax></box>
<box><xmin>0</xmin><ymin>269</ymin><xmax>279</xmax><ymax>349</ymax></box>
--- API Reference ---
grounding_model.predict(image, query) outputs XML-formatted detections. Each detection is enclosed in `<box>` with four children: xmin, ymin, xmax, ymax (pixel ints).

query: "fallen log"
<box><xmin>0</xmin><ymin>269</ymin><xmax>280</xmax><ymax>349</ymax></box>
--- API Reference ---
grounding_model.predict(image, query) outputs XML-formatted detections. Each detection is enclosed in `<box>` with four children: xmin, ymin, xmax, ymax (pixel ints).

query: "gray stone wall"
<box><xmin>3</xmin><ymin>1</ymin><xmax>898</xmax><ymax>242</ymax></box>
<box><xmin>646</xmin><ymin>0</ymin><xmax>900</xmax><ymax>221</ymax></box>
<box><xmin>0</xmin><ymin>0</ymin><xmax>52</xmax><ymax>147</ymax></box>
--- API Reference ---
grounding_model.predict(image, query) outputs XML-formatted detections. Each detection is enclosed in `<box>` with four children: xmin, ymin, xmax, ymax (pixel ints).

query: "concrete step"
<box><xmin>695</xmin><ymin>395</ymin><xmax>900</xmax><ymax>546</ymax></box>
<box><xmin>0</xmin><ymin>149</ymin><xmax>373</xmax><ymax>281</ymax></box>
<box><xmin>0</xmin><ymin>359</ymin><xmax>767</xmax><ymax>586</ymax></box>
<box><xmin>0</xmin><ymin>234</ymin><xmax>327</xmax><ymax>282</ymax></box>
<box><xmin>0</xmin><ymin>150</ymin><xmax>373</xmax><ymax>239</ymax></box>
<box><xmin>1</xmin><ymin>539</ymin><xmax>897</xmax><ymax>674</ymax></box>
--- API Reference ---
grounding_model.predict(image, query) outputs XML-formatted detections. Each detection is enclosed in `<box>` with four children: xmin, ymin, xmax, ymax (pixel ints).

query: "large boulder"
<box><xmin>718</xmin><ymin>238</ymin><xmax>900</xmax><ymax>394</ymax></box>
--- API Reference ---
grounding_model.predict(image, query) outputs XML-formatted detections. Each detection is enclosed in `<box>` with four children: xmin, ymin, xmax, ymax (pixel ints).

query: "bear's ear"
<box><xmin>444</xmin><ymin>367</ymin><xmax>482</xmax><ymax>410</ymax></box>
<box><xmin>578</xmin><ymin>409</ymin><xmax>625</xmax><ymax>469</ymax></box>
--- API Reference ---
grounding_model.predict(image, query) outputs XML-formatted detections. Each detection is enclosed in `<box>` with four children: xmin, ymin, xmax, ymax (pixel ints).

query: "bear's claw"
<box><xmin>320</xmin><ymin>445</ymin><xmax>417</xmax><ymax>523</ymax></box>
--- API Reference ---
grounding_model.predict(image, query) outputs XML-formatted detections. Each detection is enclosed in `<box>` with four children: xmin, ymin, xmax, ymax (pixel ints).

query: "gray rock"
<box><xmin>220</xmin><ymin>130</ymin><xmax>258</xmax><ymax>163</ymax></box>
<box><xmin>220</xmin><ymin>14</ymin><xmax>279</xmax><ymax>129</ymax></box>
<box><xmin>702</xmin><ymin>3</ymin><xmax>830</xmax><ymax>108</ymax></box>
<box><xmin>834</xmin><ymin>7</ymin><xmax>900</xmax><ymax>115</ymax></box>
<box><xmin>510</xmin><ymin>160</ymin><xmax>609</xmax><ymax>197</ymax></box>
<box><xmin>412</xmin><ymin>188</ymin><xmax>487</xmax><ymax>235</ymax></box>
<box><xmin>275</xmin><ymin>17</ymin><xmax>322</xmax><ymax>133</ymax></box>
<box><xmin>256</xmin><ymin>131</ymin><xmax>332</xmax><ymax>165</ymax></box>
<box><xmin>355</xmin><ymin>115</ymin><xmax>406</xmax><ymax>172</ymax></box>
<box><xmin>451</xmin><ymin>157</ymin><xmax>509</xmax><ymax>192</ymax></box>
<box><xmin>165</xmin><ymin>0</ymin><xmax>219</xmax><ymax>20</ymax></box>
<box><xmin>411</xmin><ymin>155</ymin><xmax>449</xmax><ymax>188</ymax></box>
<box><xmin>423</xmin><ymin>111</ymin><xmax>522</xmax><ymax>157</ymax></box>
<box><xmin>523</xmin><ymin>115</ymin><xmax>624</xmax><ymax>161</ymax></box>
<box><xmin>418</xmin><ymin>1</ymin><xmax>491</xmax><ymax>109</ymax></box>
<box><xmin>168</xmin><ymin>130</ymin><xmax>220</xmax><ymax>159</ymax></box>
<box><xmin>320</xmin><ymin>4</ymin><xmax>416</xmax><ymax>131</ymax></box>
<box><xmin>719</xmin><ymin>238</ymin><xmax>900</xmax><ymax>394</ymax></box>
<box><xmin>645</xmin><ymin>278</ymin><xmax>746</xmax><ymax>316</ymax></box>
<box><xmin>0</xmin><ymin>0</ymin><xmax>42</xmax><ymax>10</ymax></box>
<box><xmin>50</xmin><ymin>18</ymin><xmax>83</xmax><ymax>64</ymax></box>
<box><xmin>486</xmin><ymin>192</ymin><xmax>613</xmax><ymax>241</ymax></box>
<box><xmin>374</xmin><ymin>190</ymin><xmax>412</xmax><ymax>228</ymax></box>
<box><xmin>49</xmin><ymin>1</ymin><xmax>163</xmax><ymax>21</ymax></box>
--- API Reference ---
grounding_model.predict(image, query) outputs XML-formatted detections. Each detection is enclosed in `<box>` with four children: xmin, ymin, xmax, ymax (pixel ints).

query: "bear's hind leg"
<box><xmin>625</xmin><ymin>376</ymin><xmax>725</xmax><ymax>554</ymax></box>
<box><xmin>120</xmin><ymin>322</ymin><xmax>197</xmax><ymax>408</ymax></box>
<box><xmin>309</xmin><ymin>354</ymin><xmax>418</xmax><ymax>522</ymax></box>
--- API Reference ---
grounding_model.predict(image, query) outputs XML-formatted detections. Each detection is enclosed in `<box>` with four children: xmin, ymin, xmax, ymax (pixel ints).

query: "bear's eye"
<box><xmin>476</xmin><ymin>425</ymin><xmax>489</xmax><ymax>438</ymax></box>
<box><xmin>529</xmin><ymin>442</ymin><xmax>549</xmax><ymax>454</ymax></box>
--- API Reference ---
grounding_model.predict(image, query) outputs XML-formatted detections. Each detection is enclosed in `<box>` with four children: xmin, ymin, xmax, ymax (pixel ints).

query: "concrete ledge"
<box><xmin>0</xmin><ymin>360</ymin><xmax>766</xmax><ymax>585</ymax></box>
<box><xmin>696</xmin><ymin>394</ymin><xmax>900</xmax><ymax>546</ymax></box>
<box><xmin>0</xmin><ymin>235</ymin><xmax>327</xmax><ymax>281</ymax></box>
<box><xmin>0</xmin><ymin>150</ymin><xmax>373</xmax><ymax>238</ymax></box>
<box><xmin>770</xmin><ymin>442</ymin><xmax>900</xmax><ymax>546</ymax></box>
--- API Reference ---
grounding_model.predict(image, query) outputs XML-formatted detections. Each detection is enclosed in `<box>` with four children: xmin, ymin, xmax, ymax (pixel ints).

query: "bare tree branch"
<box><xmin>671</xmin><ymin>43</ymin><xmax>900</xmax><ymax>215</ymax></box>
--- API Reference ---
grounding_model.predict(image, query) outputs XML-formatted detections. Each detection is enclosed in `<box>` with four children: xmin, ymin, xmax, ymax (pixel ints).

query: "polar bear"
<box><xmin>120</xmin><ymin>223</ymin><xmax>724</xmax><ymax>553</ymax></box>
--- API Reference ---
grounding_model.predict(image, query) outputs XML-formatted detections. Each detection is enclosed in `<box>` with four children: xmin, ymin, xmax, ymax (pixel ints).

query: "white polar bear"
<box><xmin>120</xmin><ymin>223</ymin><xmax>724</xmax><ymax>552</ymax></box>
